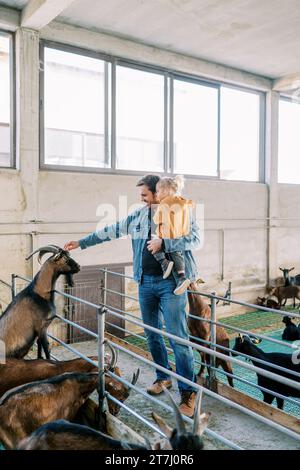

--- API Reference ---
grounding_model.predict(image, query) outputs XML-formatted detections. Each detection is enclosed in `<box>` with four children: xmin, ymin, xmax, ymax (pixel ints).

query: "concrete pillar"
<box><xmin>265</xmin><ymin>91</ymin><xmax>280</xmax><ymax>284</ymax></box>
<box><xmin>15</xmin><ymin>28</ymin><xmax>40</xmax><ymax>277</ymax></box>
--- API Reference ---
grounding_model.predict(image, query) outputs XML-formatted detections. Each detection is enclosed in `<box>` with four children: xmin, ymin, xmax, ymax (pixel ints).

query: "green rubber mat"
<box><xmin>125</xmin><ymin>316</ymin><xmax>300</xmax><ymax>418</ymax></box>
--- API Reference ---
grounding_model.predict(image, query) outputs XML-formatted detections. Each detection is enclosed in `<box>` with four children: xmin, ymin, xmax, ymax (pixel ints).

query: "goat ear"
<box><xmin>151</xmin><ymin>412</ymin><xmax>173</xmax><ymax>438</ymax></box>
<box><xmin>290</xmin><ymin>267</ymin><xmax>295</xmax><ymax>272</ymax></box>
<box><xmin>196</xmin><ymin>412</ymin><xmax>210</xmax><ymax>436</ymax></box>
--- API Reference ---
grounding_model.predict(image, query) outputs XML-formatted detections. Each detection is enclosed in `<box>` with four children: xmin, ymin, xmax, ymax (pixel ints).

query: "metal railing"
<box><xmin>2</xmin><ymin>271</ymin><xmax>300</xmax><ymax>449</ymax></box>
<box><xmin>97</xmin><ymin>268</ymin><xmax>300</xmax><ymax>416</ymax></box>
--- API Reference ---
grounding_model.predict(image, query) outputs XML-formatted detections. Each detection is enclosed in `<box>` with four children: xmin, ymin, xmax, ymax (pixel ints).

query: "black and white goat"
<box><xmin>279</xmin><ymin>267</ymin><xmax>300</xmax><ymax>287</ymax></box>
<box><xmin>0</xmin><ymin>245</ymin><xmax>80</xmax><ymax>359</ymax></box>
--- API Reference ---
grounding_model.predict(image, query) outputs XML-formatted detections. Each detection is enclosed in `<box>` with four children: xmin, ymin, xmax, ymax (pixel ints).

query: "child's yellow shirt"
<box><xmin>153</xmin><ymin>195</ymin><xmax>193</xmax><ymax>239</ymax></box>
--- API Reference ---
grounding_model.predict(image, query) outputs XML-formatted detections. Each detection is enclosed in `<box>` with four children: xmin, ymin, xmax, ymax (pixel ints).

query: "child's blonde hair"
<box><xmin>157</xmin><ymin>175</ymin><xmax>185</xmax><ymax>195</ymax></box>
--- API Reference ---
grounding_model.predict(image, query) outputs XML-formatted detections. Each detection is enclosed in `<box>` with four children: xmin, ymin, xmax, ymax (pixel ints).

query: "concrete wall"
<box><xmin>0</xmin><ymin>19</ymin><xmax>299</xmax><ymax>321</ymax></box>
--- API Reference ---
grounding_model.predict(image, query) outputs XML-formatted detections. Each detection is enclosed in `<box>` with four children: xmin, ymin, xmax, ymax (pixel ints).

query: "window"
<box><xmin>116</xmin><ymin>65</ymin><xmax>164</xmax><ymax>172</ymax></box>
<box><xmin>0</xmin><ymin>33</ymin><xmax>13</xmax><ymax>167</ymax></box>
<box><xmin>173</xmin><ymin>79</ymin><xmax>218</xmax><ymax>176</ymax></box>
<box><xmin>43</xmin><ymin>47</ymin><xmax>108</xmax><ymax>168</ymax></box>
<box><xmin>220</xmin><ymin>87</ymin><xmax>261</xmax><ymax>181</ymax></box>
<box><xmin>40</xmin><ymin>43</ymin><xmax>263</xmax><ymax>180</ymax></box>
<box><xmin>278</xmin><ymin>98</ymin><xmax>300</xmax><ymax>184</ymax></box>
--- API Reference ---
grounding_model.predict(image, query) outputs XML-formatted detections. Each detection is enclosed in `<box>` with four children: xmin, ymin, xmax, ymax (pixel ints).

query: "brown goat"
<box><xmin>0</xmin><ymin>354</ymin><xmax>139</xmax><ymax>417</ymax></box>
<box><xmin>0</xmin><ymin>245</ymin><xmax>80</xmax><ymax>359</ymax></box>
<box><xmin>18</xmin><ymin>388</ymin><xmax>209</xmax><ymax>451</ymax></box>
<box><xmin>268</xmin><ymin>285</ymin><xmax>300</xmax><ymax>308</ymax></box>
<box><xmin>187</xmin><ymin>282</ymin><xmax>233</xmax><ymax>387</ymax></box>
<box><xmin>0</xmin><ymin>372</ymin><xmax>98</xmax><ymax>449</ymax></box>
<box><xmin>257</xmin><ymin>297</ymin><xmax>280</xmax><ymax>310</ymax></box>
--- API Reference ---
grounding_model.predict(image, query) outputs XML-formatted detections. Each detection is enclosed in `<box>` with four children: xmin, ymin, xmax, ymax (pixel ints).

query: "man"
<box><xmin>64</xmin><ymin>174</ymin><xmax>201</xmax><ymax>417</ymax></box>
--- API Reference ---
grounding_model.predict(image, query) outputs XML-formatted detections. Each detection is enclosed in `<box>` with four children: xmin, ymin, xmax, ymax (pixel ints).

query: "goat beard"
<box><xmin>65</xmin><ymin>273</ymin><xmax>74</xmax><ymax>287</ymax></box>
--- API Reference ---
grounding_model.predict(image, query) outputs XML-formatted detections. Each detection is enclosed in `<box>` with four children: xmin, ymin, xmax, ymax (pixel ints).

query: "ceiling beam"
<box><xmin>0</xmin><ymin>6</ymin><xmax>20</xmax><ymax>31</ymax></box>
<box><xmin>21</xmin><ymin>0</ymin><xmax>76</xmax><ymax>30</ymax></box>
<box><xmin>273</xmin><ymin>73</ymin><xmax>300</xmax><ymax>92</ymax></box>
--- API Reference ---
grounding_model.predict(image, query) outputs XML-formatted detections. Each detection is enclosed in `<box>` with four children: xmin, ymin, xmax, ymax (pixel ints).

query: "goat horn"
<box><xmin>26</xmin><ymin>245</ymin><xmax>61</xmax><ymax>262</ymax></box>
<box><xmin>125</xmin><ymin>368</ymin><xmax>140</xmax><ymax>397</ymax></box>
<box><xmin>162</xmin><ymin>386</ymin><xmax>186</xmax><ymax>436</ymax></box>
<box><xmin>105</xmin><ymin>342</ymin><xmax>118</xmax><ymax>370</ymax></box>
<box><xmin>192</xmin><ymin>389</ymin><xmax>202</xmax><ymax>434</ymax></box>
<box><xmin>130</xmin><ymin>368</ymin><xmax>140</xmax><ymax>386</ymax></box>
<box><xmin>192</xmin><ymin>389</ymin><xmax>210</xmax><ymax>436</ymax></box>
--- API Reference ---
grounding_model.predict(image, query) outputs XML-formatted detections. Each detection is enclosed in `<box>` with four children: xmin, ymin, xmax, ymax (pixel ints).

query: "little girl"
<box><xmin>152</xmin><ymin>175</ymin><xmax>193</xmax><ymax>295</ymax></box>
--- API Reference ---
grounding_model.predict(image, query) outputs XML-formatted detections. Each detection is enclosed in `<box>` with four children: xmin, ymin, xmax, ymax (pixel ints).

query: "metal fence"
<box><xmin>1</xmin><ymin>271</ymin><xmax>300</xmax><ymax>449</ymax></box>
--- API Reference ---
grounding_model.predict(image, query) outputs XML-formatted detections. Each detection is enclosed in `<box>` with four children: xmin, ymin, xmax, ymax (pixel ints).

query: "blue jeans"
<box><xmin>139</xmin><ymin>274</ymin><xmax>195</xmax><ymax>392</ymax></box>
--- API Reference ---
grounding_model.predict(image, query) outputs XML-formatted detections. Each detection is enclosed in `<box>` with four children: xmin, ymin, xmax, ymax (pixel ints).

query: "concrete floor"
<box><xmin>50</xmin><ymin>339</ymin><xmax>300</xmax><ymax>451</ymax></box>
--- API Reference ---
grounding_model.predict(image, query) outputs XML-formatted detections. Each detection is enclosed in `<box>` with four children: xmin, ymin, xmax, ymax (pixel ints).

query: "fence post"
<box><xmin>209</xmin><ymin>292</ymin><xmax>217</xmax><ymax>390</ymax></box>
<box><xmin>103</xmin><ymin>268</ymin><xmax>107</xmax><ymax>306</ymax></box>
<box><xmin>11</xmin><ymin>274</ymin><xmax>17</xmax><ymax>300</ymax></box>
<box><xmin>97</xmin><ymin>306</ymin><xmax>107</xmax><ymax>430</ymax></box>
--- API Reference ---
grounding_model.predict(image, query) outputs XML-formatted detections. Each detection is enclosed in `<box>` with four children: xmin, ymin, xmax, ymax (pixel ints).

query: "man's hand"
<box><xmin>147</xmin><ymin>238</ymin><xmax>162</xmax><ymax>254</ymax></box>
<box><xmin>64</xmin><ymin>241</ymin><xmax>80</xmax><ymax>251</ymax></box>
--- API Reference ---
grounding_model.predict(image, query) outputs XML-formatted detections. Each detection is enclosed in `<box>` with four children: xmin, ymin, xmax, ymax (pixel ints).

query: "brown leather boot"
<box><xmin>146</xmin><ymin>379</ymin><xmax>172</xmax><ymax>395</ymax></box>
<box><xmin>178</xmin><ymin>390</ymin><xmax>196</xmax><ymax>417</ymax></box>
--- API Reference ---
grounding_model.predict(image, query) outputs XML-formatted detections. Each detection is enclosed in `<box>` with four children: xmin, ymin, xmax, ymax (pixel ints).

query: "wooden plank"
<box><xmin>107</xmin><ymin>337</ymin><xmax>299</xmax><ymax>434</ymax></box>
<box><xmin>106</xmin><ymin>412</ymin><xmax>148</xmax><ymax>447</ymax></box>
<box><xmin>105</xmin><ymin>332</ymin><xmax>153</xmax><ymax>361</ymax></box>
<box><xmin>216</xmin><ymin>381</ymin><xmax>300</xmax><ymax>434</ymax></box>
<box><xmin>78</xmin><ymin>397</ymin><xmax>148</xmax><ymax>446</ymax></box>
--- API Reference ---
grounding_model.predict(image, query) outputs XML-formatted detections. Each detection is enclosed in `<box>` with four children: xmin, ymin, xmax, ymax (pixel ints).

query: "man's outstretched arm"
<box><xmin>64</xmin><ymin>210</ymin><xmax>140</xmax><ymax>251</ymax></box>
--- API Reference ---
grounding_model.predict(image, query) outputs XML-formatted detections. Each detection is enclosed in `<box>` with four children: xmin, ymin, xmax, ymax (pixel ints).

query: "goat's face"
<box><xmin>232</xmin><ymin>334</ymin><xmax>262</xmax><ymax>356</ymax></box>
<box><xmin>105</xmin><ymin>366</ymin><xmax>139</xmax><ymax>416</ymax></box>
<box><xmin>280</xmin><ymin>267</ymin><xmax>295</xmax><ymax>278</ymax></box>
<box><xmin>282</xmin><ymin>316</ymin><xmax>295</xmax><ymax>325</ymax></box>
<box><xmin>105</xmin><ymin>371</ymin><xmax>129</xmax><ymax>416</ymax></box>
<box><xmin>52</xmin><ymin>251</ymin><xmax>80</xmax><ymax>287</ymax></box>
<box><xmin>257</xmin><ymin>297</ymin><xmax>266</xmax><ymax>306</ymax></box>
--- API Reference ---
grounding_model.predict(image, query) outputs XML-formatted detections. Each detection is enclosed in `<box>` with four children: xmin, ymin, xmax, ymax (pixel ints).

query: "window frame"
<box><xmin>0</xmin><ymin>30</ymin><xmax>15</xmax><ymax>169</ymax></box>
<box><xmin>219</xmin><ymin>83</ymin><xmax>266</xmax><ymax>183</ymax></box>
<box><xmin>170</xmin><ymin>73</ymin><xmax>220</xmax><ymax>179</ymax></box>
<box><xmin>39</xmin><ymin>40</ymin><xmax>112</xmax><ymax>173</ymax></box>
<box><xmin>39</xmin><ymin>40</ymin><xmax>266</xmax><ymax>183</ymax></box>
<box><xmin>277</xmin><ymin>94</ymin><xmax>300</xmax><ymax>185</ymax></box>
<box><xmin>113</xmin><ymin>59</ymin><xmax>167</xmax><ymax>173</ymax></box>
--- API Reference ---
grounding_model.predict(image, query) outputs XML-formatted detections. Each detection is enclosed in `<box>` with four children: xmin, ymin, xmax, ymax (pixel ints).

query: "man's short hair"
<box><xmin>136</xmin><ymin>174</ymin><xmax>161</xmax><ymax>194</ymax></box>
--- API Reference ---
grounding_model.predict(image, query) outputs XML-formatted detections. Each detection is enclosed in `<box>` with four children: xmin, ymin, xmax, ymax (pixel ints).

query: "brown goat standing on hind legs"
<box><xmin>187</xmin><ymin>282</ymin><xmax>234</xmax><ymax>387</ymax></box>
<box><xmin>0</xmin><ymin>245</ymin><xmax>80</xmax><ymax>359</ymax></box>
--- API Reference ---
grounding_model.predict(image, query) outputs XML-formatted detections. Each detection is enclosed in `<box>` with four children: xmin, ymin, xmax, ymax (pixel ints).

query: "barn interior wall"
<box><xmin>0</xmin><ymin>15</ymin><xmax>299</xmax><ymax>318</ymax></box>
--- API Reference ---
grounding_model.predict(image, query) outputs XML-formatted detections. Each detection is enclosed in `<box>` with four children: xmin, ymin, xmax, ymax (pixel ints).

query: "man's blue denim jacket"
<box><xmin>79</xmin><ymin>205</ymin><xmax>201</xmax><ymax>284</ymax></box>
